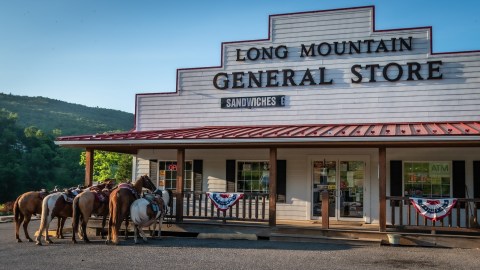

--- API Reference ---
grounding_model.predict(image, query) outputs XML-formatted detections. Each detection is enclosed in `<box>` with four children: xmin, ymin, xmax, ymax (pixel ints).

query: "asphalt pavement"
<box><xmin>1</xmin><ymin>219</ymin><xmax>479</xmax><ymax>270</ymax></box>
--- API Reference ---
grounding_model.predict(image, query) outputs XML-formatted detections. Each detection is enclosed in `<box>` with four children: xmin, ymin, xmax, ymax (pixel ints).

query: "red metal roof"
<box><xmin>56</xmin><ymin>122</ymin><xmax>480</xmax><ymax>142</ymax></box>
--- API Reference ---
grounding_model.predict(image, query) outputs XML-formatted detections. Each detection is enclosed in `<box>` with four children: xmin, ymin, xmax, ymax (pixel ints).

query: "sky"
<box><xmin>1</xmin><ymin>0</ymin><xmax>480</xmax><ymax>114</ymax></box>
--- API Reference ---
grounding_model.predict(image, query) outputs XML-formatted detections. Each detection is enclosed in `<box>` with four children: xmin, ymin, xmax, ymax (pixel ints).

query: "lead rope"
<box><xmin>166</xmin><ymin>205</ymin><xmax>173</xmax><ymax>228</ymax></box>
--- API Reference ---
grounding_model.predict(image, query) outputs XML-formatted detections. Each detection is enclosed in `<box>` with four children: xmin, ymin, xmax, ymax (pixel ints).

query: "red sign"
<box><xmin>168</xmin><ymin>164</ymin><xmax>177</xmax><ymax>171</ymax></box>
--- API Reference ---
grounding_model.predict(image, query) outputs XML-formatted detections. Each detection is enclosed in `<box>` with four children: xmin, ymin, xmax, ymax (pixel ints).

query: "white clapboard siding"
<box><xmin>135</xmin><ymin>7</ymin><xmax>480</xmax><ymax>131</ymax></box>
<box><xmin>135</xmin><ymin>158</ymin><xmax>150</xmax><ymax>177</ymax></box>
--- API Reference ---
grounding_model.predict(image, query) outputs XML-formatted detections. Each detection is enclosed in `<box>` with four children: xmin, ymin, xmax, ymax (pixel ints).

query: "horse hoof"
<box><xmin>47</xmin><ymin>240</ymin><xmax>53</xmax><ymax>244</ymax></box>
<box><xmin>27</xmin><ymin>238</ymin><xmax>33</xmax><ymax>243</ymax></box>
<box><xmin>16</xmin><ymin>239</ymin><xmax>22</xmax><ymax>243</ymax></box>
<box><xmin>35</xmin><ymin>241</ymin><xmax>42</xmax><ymax>246</ymax></box>
<box><xmin>105</xmin><ymin>240</ymin><xmax>109</xmax><ymax>245</ymax></box>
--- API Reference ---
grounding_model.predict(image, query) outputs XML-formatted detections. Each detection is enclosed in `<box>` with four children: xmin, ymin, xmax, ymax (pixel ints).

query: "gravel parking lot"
<box><xmin>1</xmin><ymin>219</ymin><xmax>479</xmax><ymax>270</ymax></box>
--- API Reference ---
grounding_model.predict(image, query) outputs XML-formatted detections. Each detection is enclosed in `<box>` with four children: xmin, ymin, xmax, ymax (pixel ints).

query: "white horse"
<box><xmin>35</xmin><ymin>187</ymin><xmax>82</xmax><ymax>245</ymax></box>
<box><xmin>130</xmin><ymin>189</ymin><xmax>170</xmax><ymax>244</ymax></box>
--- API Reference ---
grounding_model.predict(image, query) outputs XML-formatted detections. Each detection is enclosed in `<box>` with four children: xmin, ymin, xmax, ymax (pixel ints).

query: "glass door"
<box><xmin>312</xmin><ymin>158</ymin><xmax>365</xmax><ymax>220</ymax></box>
<box><xmin>312</xmin><ymin>160</ymin><xmax>336</xmax><ymax>218</ymax></box>
<box><xmin>339</xmin><ymin>161</ymin><xmax>364</xmax><ymax>219</ymax></box>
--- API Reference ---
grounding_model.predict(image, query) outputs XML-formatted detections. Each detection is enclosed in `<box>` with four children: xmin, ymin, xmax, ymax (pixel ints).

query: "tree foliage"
<box><xmin>80</xmin><ymin>151</ymin><xmax>132</xmax><ymax>183</ymax></box>
<box><xmin>0</xmin><ymin>109</ymin><xmax>84</xmax><ymax>202</ymax></box>
<box><xmin>0</xmin><ymin>94</ymin><xmax>134</xmax><ymax>203</ymax></box>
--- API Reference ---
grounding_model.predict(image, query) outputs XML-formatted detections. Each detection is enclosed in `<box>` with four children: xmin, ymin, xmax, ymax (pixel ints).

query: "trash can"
<box><xmin>387</xmin><ymin>234</ymin><xmax>401</xmax><ymax>246</ymax></box>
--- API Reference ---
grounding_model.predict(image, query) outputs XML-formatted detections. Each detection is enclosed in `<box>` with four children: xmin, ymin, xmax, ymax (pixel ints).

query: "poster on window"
<box><xmin>159</xmin><ymin>170</ymin><xmax>166</xmax><ymax>187</ymax></box>
<box><xmin>429</xmin><ymin>162</ymin><xmax>450</xmax><ymax>178</ymax></box>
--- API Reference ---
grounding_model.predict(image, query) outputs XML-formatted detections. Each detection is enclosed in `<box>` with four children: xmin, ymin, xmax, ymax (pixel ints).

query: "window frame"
<box><xmin>236</xmin><ymin>160</ymin><xmax>270</xmax><ymax>193</ymax></box>
<box><xmin>157</xmin><ymin>160</ymin><xmax>194</xmax><ymax>191</ymax></box>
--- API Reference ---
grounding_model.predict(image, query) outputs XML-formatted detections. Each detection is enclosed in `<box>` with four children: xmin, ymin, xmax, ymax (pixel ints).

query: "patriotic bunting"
<box><xmin>206</xmin><ymin>192</ymin><xmax>244</xmax><ymax>211</ymax></box>
<box><xmin>410</xmin><ymin>197</ymin><xmax>457</xmax><ymax>221</ymax></box>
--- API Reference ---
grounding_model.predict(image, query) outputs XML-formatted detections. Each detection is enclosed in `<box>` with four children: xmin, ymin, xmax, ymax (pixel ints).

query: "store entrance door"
<box><xmin>312</xmin><ymin>157</ymin><xmax>366</xmax><ymax>220</ymax></box>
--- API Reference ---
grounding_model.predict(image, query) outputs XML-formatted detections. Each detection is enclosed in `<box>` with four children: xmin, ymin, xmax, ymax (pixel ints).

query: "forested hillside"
<box><xmin>0</xmin><ymin>93</ymin><xmax>134</xmax><ymax>135</ymax></box>
<box><xmin>0</xmin><ymin>93</ymin><xmax>135</xmax><ymax>203</ymax></box>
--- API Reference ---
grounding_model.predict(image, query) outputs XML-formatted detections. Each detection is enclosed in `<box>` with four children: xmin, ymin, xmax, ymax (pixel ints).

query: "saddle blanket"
<box><xmin>206</xmin><ymin>192</ymin><xmax>244</xmax><ymax>211</ymax></box>
<box><xmin>94</xmin><ymin>192</ymin><xmax>108</xmax><ymax>203</ymax></box>
<box><xmin>410</xmin><ymin>197</ymin><xmax>457</xmax><ymax>221</ymax></box>
<box><xmin>119</xmin><ymin>183</ymin><xmax>139</xmax><ymax>197</ymax></box>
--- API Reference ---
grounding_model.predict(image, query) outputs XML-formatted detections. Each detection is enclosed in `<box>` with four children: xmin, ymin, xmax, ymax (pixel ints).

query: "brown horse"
<box><xmin>13</xmin><ymin>190</ymin><xmax>49</xmax><ymax>242</ymax></box>
<box><xmin>106</xmin><ymin>175</ymin><xmax>156</xmax><ymax>245</ymax></box>
<box><xmin>35</xmin><ymin>187</ymin><xmax>83</xmax><ymax>245</ymax></box>
<box><xmin>71</xmin><ymin>180</ymin><xmax>116</xmax><ymax>244</ymax></box>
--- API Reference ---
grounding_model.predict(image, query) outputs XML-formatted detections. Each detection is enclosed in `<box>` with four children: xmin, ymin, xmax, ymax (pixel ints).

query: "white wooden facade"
<box><xmin>128</xmin><ymin>7</ymin><xmax>480</xmax><ymax>225</ymax></box>
<box><xmin>135</xmin><ymin>7</ymin><xmax>480</xmax><ymax>131</ymax></box>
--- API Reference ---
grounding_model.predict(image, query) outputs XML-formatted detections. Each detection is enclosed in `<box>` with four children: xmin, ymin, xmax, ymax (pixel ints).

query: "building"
<box><xmin>57</xmin><ymin>6</ymin><xmax>480</xmax><ymax>232</ymax></box>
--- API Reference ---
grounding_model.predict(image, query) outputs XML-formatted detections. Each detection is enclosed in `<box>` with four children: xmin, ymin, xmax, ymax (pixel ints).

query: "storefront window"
<box><xmin>158</xmin><ymin>161</ymin><xmax>193</xmax><ymax>191</ymax></box>
<box><xmin>403</xmin><ymin>161</ymin><xmax>451</xmax><ymax>198</ymax></box>
<box><xmin>237</xmin><ymin>161</ymin><xmax>269</xmax><ymax>193</ymax></box>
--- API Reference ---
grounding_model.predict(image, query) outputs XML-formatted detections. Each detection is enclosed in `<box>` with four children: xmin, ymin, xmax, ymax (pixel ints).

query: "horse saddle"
<box><xmin>119</xmin><ymin>183</ymin><xmax>139</xmax><ymax>198</ymax></box>
<box><xmin>61</xmin><ymin>193</ymin><xmax>76</xmax><ymax>203</ymax></box>
<box><xmin>94</xmin><ymin>190</ymin><xmax>109</xmax><ymax>203</ymax></box>
<box><xmin>39</xmin><ymin>190</ymin><xmax>49</xmax><ymax>200</ymax></box>
<box><xmin>143</xmin><ymin>194</ymin><xmax>161</xmax><ymax>215</ymax></box>
<box><xmin>62</xmin><ymin>188</ymin><xmax>82</xmax><ymax>203</ymax></box>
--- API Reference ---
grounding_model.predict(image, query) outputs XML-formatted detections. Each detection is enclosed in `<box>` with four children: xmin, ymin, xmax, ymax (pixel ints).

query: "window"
<box><xmin>403</xmin><ymin>161</ymin><xmax>451</xmax><ymax>198</ymax></box>
<box><xmin>237</xmin><ymin>161</ymin><xmax>269</xmax><ymax>193</ymax></box>
<box><xmin>158</xmin><ymin>161</ymin><xmax>193</xmax><ymax>191</ymax></box>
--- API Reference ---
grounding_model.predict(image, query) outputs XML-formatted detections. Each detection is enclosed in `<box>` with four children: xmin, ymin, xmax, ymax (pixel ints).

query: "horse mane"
<box><xmin>132</xmin><ymin>175</ymin><xmax>155</xmax><ymax>194</ymax></box>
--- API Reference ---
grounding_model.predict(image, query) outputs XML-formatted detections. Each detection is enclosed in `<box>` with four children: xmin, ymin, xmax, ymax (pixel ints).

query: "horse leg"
<box><xmin>15</xmin><ymin>213</ymin><xmax>25</xmax><ymax>243</ymax></box>
<box><xmin>101</xmin><ymin>215</ymin><xmax>107</xmax><ymax>239</ymax></box>
<box><xmin>23</xmin><ymin>215</ymin><xmax>34</xmax><ymax>242</ymax></box>
<box><xmin>137</xmin><ymin>225</ymin><xmax>148</xmax><ymax>243</ymax></box>
<box><xmin>82</xmin><ymin>219</ymin><xmax>90</xmax><ymax>243</ymax></box>
<box><xmin>150</xmin><ymin>220</ymin><xmax>157</xmax><ymax>238</ymax></box>
<box><xmin>158</xmin><ymin>216</ymin><xmax>163</xmax><ymax>238</ymax></box>
<box><xmin>55</xmin><ymin>217</ymin><xmax>61</xmax><ymax>238</ymax></box>
<box><xmin>106</xmin><ymin>216</ymin><xmax>112</xmax><ymax>244</ymax></box>
<box><xmin>124</xmin><ymin>217</ymin><xmax>129</xmax><ymax>240</ymax></box>
<box><xmin>133</xmin><ymin>225</ymin><xmax>138</xmax><ymax>244</ymax></box>
<box><xmin>58</xmin><ymin>217</ymin><xmax>66</xmax><ymax>239</ymax></box>
<box><xmin>45</xmin><ymin>216</ymin><xmax>54</xmax><ymax>244</ymax></box>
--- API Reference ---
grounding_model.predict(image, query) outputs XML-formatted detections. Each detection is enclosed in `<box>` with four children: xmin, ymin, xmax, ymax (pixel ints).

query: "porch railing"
<box><xmin>170</xmin><ymin>191</ymin><xmax>270</xmax><ymax>223</ymax></box>
<box><xmin>387</xmin><ymin>196</ymin><xmax>480</xmax><ymax>232</ymax></box>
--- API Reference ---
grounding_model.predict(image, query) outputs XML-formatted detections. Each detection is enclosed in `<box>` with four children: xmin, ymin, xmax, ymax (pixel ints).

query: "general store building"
<box><xmin>57</xmin><ymin>6</ymin><xmax>480</xmax><ymax>233</ymax></box>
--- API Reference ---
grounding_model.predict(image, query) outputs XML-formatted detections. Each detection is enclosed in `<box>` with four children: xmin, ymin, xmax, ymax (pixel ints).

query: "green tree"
<box><xmin>80</xmin><ymin>151</ymin><xmax>132</xmax><ymax>183</ymax></box>
<box><xmin>0</xmin><ymin>109</ymin><xmax>26</xmax><ymax>202</ymax></box>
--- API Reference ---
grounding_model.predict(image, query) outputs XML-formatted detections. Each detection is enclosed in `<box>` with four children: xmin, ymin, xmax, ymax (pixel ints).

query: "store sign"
<box><xmin>221</xmin><ymin>95</ymin><xmax>285</xmax><ymax>109</ymax></box>
<box><xmin>213</xmin><ymin>37</ymin><xmax>444</xmax><ymax>90</ymax></box>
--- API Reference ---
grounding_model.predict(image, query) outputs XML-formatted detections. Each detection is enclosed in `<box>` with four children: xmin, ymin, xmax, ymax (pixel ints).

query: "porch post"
<box><xmin>379</xmin><ymin>146</ymin><xmax>387</xmax><ymax>232</ymax></box>
<box><xmin>85</xmin><ymin>148</ymin><xmax>94</xmax><ymax>187</ymax></box>
<box><xmin>176</xmin><ymin>148</ymin><xmax>185</xmax><ymax>222</ymax></box>
<box><xmin>269</xmin><ymin>147</ymin><xmax>277</xmax><ymax>227</ymax></box>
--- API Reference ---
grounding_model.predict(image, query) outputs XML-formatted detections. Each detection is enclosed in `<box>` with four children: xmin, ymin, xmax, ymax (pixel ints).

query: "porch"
<box><xmin>89</xmin><ymin>190</ymin><xmax>480</xmax><ymax>248</ymax></box>
<box><xmin>57</xmin><ymin>122</ymin><xmax>480</xmax><ymax>248</ymax></box>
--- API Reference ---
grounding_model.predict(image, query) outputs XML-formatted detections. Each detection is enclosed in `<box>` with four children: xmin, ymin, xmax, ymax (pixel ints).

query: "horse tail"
<box><xmin>37</xmin><ymin>195</ymin><xmax>51</xmax><ymax>238</ymax></box>
<box><xmin>13</xmin><ymin>195</ymin><xmax>21</xmax><ymax>224</ymax></box>
<box><xmin>110</xmin><ymin>192</ymin><xmax>120</xmax><ymax>241</ymax></box>
<box><xmin>72</xmin><ymin>196</ymin><xmax>81</xmax><ymax>237</ymax></box>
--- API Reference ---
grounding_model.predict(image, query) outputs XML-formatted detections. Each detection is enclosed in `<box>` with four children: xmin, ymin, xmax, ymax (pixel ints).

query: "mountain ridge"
<box><xmin>0</xmin><ymin>92</ymin><xmax>134</xmax><ymax>136</ymax></box>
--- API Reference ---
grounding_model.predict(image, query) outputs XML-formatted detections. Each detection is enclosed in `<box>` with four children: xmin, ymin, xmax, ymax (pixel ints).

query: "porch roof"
<box><xmin>55</xmin><ymin>121</ymin><xmax>480</xmax><ymax>153</ymax></box>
